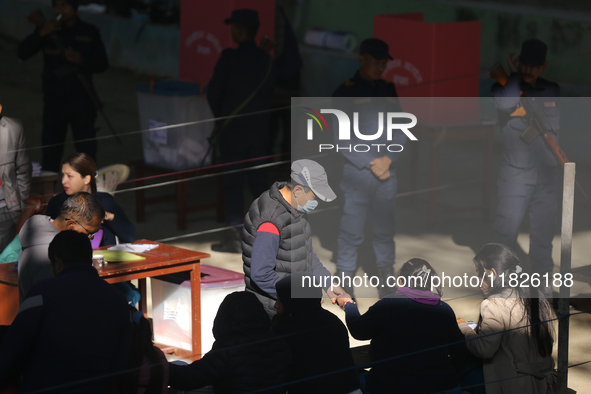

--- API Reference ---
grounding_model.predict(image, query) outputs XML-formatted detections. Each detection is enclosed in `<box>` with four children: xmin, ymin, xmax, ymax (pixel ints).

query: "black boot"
<box><xmin>378</xmin><ymin>266</ymin><xmax>395</xmax><ymax>299</ymax></box>
<box><xmin>335</xmin><ymin>270</ymin><xmax>357</xmax><ymax>300</ymax></box>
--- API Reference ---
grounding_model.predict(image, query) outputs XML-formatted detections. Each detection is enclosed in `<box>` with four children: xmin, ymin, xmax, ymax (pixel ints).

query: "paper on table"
<box><xmin>107</xmin><ymin>244</ymin><xmax>159</xmax><ymax>253</ymax></box>
<box><xmin>93</xmin><ymin>250</ymin><xmax>146</xmax><ymax>263</ymax></box>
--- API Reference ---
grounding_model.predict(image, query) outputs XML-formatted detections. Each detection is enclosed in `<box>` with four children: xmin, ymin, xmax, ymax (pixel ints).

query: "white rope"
<box><xmin>155</xmin><ymin>178</ymin><xmax>482</xmax><ymax>243</ymax></box>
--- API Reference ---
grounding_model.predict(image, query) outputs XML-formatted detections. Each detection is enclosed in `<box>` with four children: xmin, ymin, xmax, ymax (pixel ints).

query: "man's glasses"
<box><xmin>65</xmin><ymin>218</ymin><xmax>98</xmax><ymax>240</ymax></box>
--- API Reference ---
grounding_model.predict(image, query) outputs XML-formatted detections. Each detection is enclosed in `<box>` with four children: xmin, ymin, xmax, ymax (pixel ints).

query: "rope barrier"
<box><xmin>8</xmin><ymin>153</ymin><xmax>292</xmax><ymax>208</ymax></box>
<box><xmin>13</xmin><ymin>151</ymin><xmax>482</xmax><ymax>211</ymax></box>
<box><xmin>105</xmin><ymin>152</ymin><xmax>290</xmax><ymax>188</ymax></box>
<box><xmin>16</xmin><ymin>281</ymin><xmax>589</xmax><ymax>392</ymax></box>
<box><xmin>153</xmin><ymin>284</ymin><xmax>589</xmax><ymax>364</ymax></box>
<box><xmin>153</xmin><ymin>178</ymin><xmax>483</xmax><ymax>243</ymax></box>
<box><xmin>111</xmin><ymin>159</ymin><xmax>291</xmax><ymax>195</ymax></box>
<box><xmin>240</xmin><ymin>307</ymin><xmax>591</xmax><ymax>394</ymax></box>
<box><xmin>8</xmin><ymin>104</ymin><xmax>296</xmax><ymax>154</ymax></box>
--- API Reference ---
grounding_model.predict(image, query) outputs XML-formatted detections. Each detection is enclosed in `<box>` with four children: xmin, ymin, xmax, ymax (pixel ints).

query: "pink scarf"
<box><xmin>90</xmin><ymin>228</ymin><xmax>104</xmax><ymax>250</ymax></box>
<box><xmin>395</xmin><ymin>287</ymin><xmax>440</xmax><ymax>305</ymax></box>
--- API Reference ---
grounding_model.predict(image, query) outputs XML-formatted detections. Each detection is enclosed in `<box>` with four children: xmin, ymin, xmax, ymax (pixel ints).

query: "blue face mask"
<box><xmin>295</xmin><ymin>190</ymin><xmax>318</xmax><ymax>213</ymax></box>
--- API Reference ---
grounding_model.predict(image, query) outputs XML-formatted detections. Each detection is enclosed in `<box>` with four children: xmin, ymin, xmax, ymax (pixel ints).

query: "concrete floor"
<box><xmin>1</xmin><ymin>34</ymin><xmax>590</xmax><ymax>392</ymax></box>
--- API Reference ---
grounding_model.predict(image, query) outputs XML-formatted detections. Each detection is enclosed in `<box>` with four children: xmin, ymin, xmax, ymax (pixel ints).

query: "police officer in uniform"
<box><xmin>208</xmin><ymin>9</ymin><xmax>274</xmax><ymax>253</ymax></box>
<box><xmin>333</xmin><ymin>38</ymin><xmax>407</xmax><ymax>299</ymax></box>
<box><xmin>491</xmin><ymin>39</ymin><xmax>559</xmax><ymax>290</ymax></box>
<box><xmin>18</xmin><ymin>0</ymin><xmax>108</xmax><ymax>172</ymax></box>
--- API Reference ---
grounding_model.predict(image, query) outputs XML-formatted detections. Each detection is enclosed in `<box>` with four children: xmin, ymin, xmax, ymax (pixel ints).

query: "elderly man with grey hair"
<box><xmin>18</xmin><ymin>191</ymin><xmax>104</xmax><ymax>303</ymax></box>
<box><xmin>241</xmin><ymin>159</ymin><xmax>346</xmax><ymax>317</ymax></box>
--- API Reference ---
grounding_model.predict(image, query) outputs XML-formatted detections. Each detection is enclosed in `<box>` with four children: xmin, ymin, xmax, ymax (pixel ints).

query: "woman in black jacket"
<box><xmin>337</xmin><ymin>258</ymin><xmax>465</xmax><ymax>394</ymax></box>
<box><xmin>45</xmin><ymin>152</ymin><xmax>135</xmax><ymax>246</ymax></box>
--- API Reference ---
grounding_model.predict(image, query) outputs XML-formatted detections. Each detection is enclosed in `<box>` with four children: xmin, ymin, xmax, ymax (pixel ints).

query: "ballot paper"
<box><xmin>107</xmin><ymin>244</ymin><xmax>159</xmax><ymax>253</ymax></box>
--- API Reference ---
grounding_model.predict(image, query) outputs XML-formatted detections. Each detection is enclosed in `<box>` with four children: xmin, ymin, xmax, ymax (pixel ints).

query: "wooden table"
<box><xmin>0</xmin><ymin>264</ymin><xmax>19</xmax><ymax>326</ymax></box>
<box><xmin>0</xmin><ymin>240</ymin><xmax>210</xmax><ymax>361</ymax></box>
<box><xmin>409</xmin><ymin>121</ymin><xmax>496</xmax><ymax>224</ymax></box>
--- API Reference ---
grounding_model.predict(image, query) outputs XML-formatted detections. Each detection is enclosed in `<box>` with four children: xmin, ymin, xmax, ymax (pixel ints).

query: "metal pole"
<box><xmin>557</xmin><ymin>162</ymin><xmax>575</xmax><ymax>393</ymax></box>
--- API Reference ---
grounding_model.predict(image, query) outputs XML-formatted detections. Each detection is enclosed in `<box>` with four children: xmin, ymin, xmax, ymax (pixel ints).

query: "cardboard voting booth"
<box><xmin>374</xmin><ymin>13</ymin><xmax>481</xmax><ymax>122</ymax></box>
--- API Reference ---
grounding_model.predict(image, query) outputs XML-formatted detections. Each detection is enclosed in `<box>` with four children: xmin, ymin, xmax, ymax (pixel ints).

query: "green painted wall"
<box><xmin>298</xmin><ymin>0</ymin><xmax>591</xmax><ymax>85</ymax></box>
<box><xmin>299</xmin><ymin>0</ymin><xmax>455</xmax><ymax>39</ymax></box>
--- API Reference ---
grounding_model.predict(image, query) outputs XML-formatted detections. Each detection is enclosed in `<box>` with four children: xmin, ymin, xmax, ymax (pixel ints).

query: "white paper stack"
<box><xmin>108</xmin><ymin>244</ymin><xmax>160</xmax><ymax>253</ymax></box>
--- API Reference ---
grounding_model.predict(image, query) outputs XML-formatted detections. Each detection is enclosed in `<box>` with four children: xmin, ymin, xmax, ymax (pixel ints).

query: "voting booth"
<box><xmin>374</xmin><ymin>13</ymin><xmax>481</xmax><ymax>122</ymax></box>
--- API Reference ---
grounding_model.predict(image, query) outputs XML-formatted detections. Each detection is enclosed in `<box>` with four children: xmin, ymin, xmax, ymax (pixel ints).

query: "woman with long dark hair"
<box><xmin>45</xmin><ymin>152</ymin><xmax>135</xmax><ymax>246</ymax></box>
<box><xmin>457</xmin><ymin>243</ymin><xmax>556</xmax><ymax>394</ymax></box>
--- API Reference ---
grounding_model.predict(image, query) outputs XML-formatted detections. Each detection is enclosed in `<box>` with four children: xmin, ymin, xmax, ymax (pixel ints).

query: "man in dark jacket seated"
<box><xmin>18</xmin><ymin>191</ymin><xmax>104</xmax><ymax>304</ymax></box>
<box><xmin>0</xmin><ymin>230</ymin><xmax>132</xmax><ymax>393</ymax></box>
<box><xmin>273</xmin><ymin>272</ymin><xmax>361</xmax><ymax>394</ymax></box>
<box><xmin>168</xmin><ymin>291</ymin><xmax>292</xmax><ymax>393</ymax></box>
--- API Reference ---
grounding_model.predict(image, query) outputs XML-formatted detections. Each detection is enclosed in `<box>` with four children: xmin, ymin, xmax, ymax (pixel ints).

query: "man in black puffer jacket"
<box><xmin>168</xmin><ymin>291</ymin><xmax>292</xmax><ymax>393</ymax></box>
<box><xmin>242</xmin><ymin>159</ymin><xmax>345</xmax><ymax>317</ymax></box>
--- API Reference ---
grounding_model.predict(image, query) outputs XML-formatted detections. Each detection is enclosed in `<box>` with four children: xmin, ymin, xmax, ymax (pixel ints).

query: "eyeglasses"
<box><xmin>65</xmin><ymin>218</ymin><xmax>98</xmax><ymax>240</ymax></box>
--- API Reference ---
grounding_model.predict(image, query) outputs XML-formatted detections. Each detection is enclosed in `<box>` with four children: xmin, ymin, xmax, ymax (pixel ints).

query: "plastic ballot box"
<box><xmin>179</xmin><ymin>0</ymin><xmax>275</xmax><ymax>84</ymax></box>
<box><xmin>135</xmin><ymin>80</ymin><xmax>212</xmax><ymax>171</ymax></box>
<box><xmin>374</xmin><ymin>13</ymin><xmax>481</xmax><ymax>122</ymax></box>
<box><xmin>151</xmin><ymin>265</ymin><xmax>245</xmax><ymax>354</ymax></box>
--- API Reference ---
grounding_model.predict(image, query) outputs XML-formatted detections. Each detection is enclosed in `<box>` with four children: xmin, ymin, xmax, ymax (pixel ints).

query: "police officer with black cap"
<box><xmin>333</xmin><ymin>38</ymin><xmax>408</xmax><ymax>299</ymax></box>
<box><xmin>208</xmin><ymin>9</ymin><xmax>274</xmax><ymax>253</ymax></box>
<box><xmin>491</xmin><ymin>39</ymin><xmax>560</xmax><ymax>293</ymax></box>
<box><xmin>334</xmin><ymin>38</ymin><xmax>398</xmax><ymax>98</ymax></box>
<box><xmin>18</xmin><ymin>0</ymin><xmax>108</xmax><ymax>172</ymax></box>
